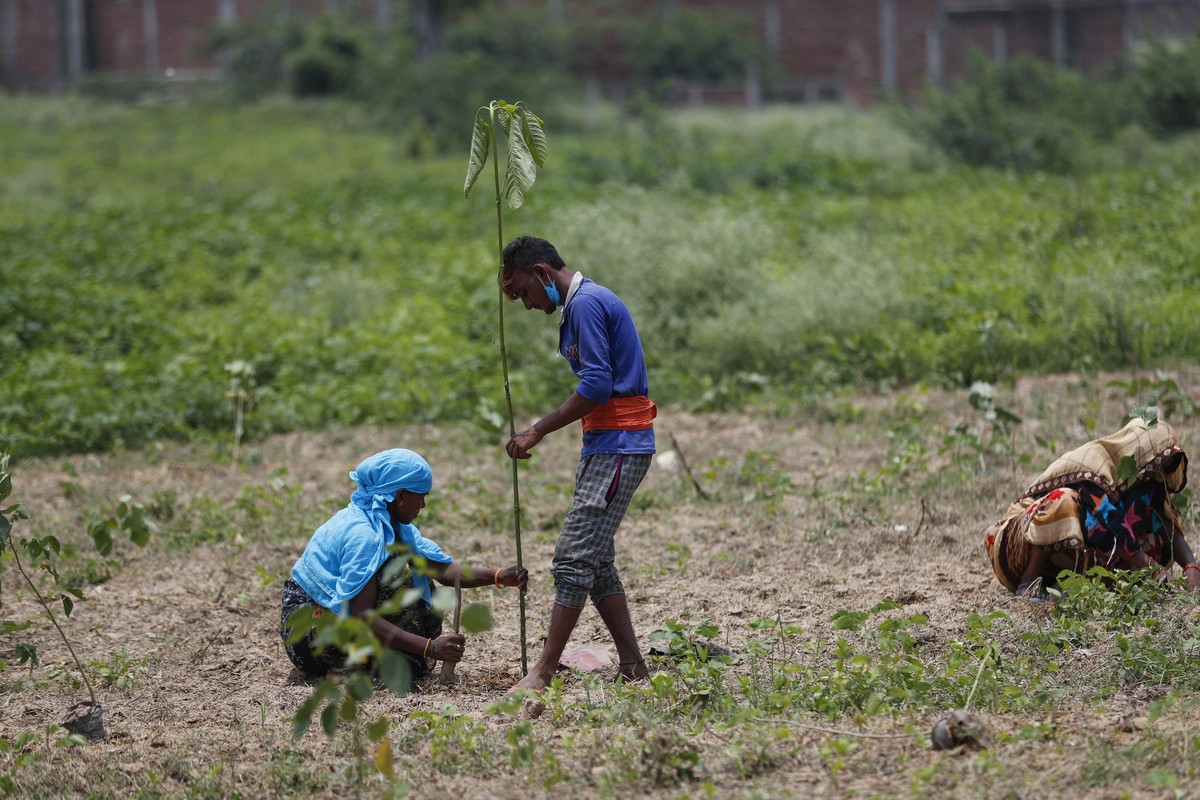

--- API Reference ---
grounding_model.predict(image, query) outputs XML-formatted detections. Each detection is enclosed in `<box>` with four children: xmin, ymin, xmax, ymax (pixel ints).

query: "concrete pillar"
<box><xmin>143</xmin><ymin>0</ymin><xmax>159</xmax><ymax>75</ymax></box>
<box><xmin>745</xmin><ymin>66</ymin><xmax>762</xmax><ymax>110</ymax></box>
<box><xmin>65</xmin><ymin>0</ymin><xmax>85</xmax><ymax>80</ymax></box>
<box><xmin>880</xmin><ymin>0</ymin><xmax>897</xmax><ymax>90</ymax></box>
<box><xmin>3</xmin><ymin>0</ymin><xmax>18</xmax><ymax>86</ymax></box>
<box><xmin>993</xmin><ymin>20</ymin><xmax>1007</xmax><ymax>63</ymax></box>
<box><xmin>925</xmin><ymin>25</ymin><xmax>943</xmax><ymax>88</ymax></box>
<box><xmin>764</xmin><ymin>0</ymin><xmax>781</xmax><ymax>62</ymax></box>
<box><xmin>1122</xmin><ymin>0</ymin><xmax>1135</xmax><ymax>53</ymax></box>
<box><xmin>219</xmin><ymin>0</ymin><xmax>237</xmax><ymax>23</ymax></box>
<box><xmin>374</xmin><ymin>0</ymin><xmax>393</xmax><ymax>30</ymax></box>
<box><xmin>1051</xmin><ymin>2</ymin><xmax>1067</xmax><ymax>68</ymax></box>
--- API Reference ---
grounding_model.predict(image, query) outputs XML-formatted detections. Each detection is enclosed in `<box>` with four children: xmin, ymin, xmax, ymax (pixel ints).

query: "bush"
<box><xmin>901</xmin><ymin>51</ymin><xmax>1098</xmax><ymax>173</ymax></box>
<box><xmin>1134</xmin><ymin>35</ymin><xmax>1200</xmax><ymax>133</ymax></box>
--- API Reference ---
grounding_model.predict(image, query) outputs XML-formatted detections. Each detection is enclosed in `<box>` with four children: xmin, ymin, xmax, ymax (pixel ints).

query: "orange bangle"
<box><xmin>494</xmin><ymin>570</ymin><xmax>503</xmax><ymax>588</ymax></box>
<box><xmin>423</xmin><ymin>638</ymin><xmax>432</xmax><ymax>657</ymax></box>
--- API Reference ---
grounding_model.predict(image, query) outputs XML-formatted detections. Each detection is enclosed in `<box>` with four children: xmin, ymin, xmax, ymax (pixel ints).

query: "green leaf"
<box><xmin>367</xmin><ymin>716</ymin><xmax>390</xmax><ymax>742</ymax></box>
<box><xmin>320</xmin><ymin>700</ymin><xmax>340</xmax><ymax>736</ymax></box>
<box><xmin>520</xmin><ymin>107</ymin><xmax>548</xmax><ymax>168</ymax></box>
<box><xmin>0</xmin><ymin>516</ymin><xmax>10</xmax><ymax>546</ymax></box>
<box><xmin>62</xmin><ymin>595</ymin><xmax>73</xmax><ymax>618</ymax></box>
<box><xmin>346</xmin><ymin>672</ymin><xmax>373</xmax><ymax>702</ymax></box>
<box><xmin>831</xmin><ymin>610</ymin><xmax>869</xmax><ymax>631</ymax></box>
<box><xmin>378</xmin><ymin>650</ymin><xmax>412</xmax><ymax>694</ymax></box>
<box><xmin>503</xmin><ymin>128</ymin><xmax>537</xmax><ymax>211</ymax></box>
<box><xmin>463</xmin><ymin>113</ymin><xmax>491</xmax><ymax>199</ymax></box>
<box><xmin>14</xmin><ymin>643</ymin><xmax>37</xmax><ymax>667</ymax></box>
<box><xmin>292</xmin><ymin>680</ymin><xmax>333</xmax><ymax>741</ymax></box>
<box><xmin>1117</xmin><ymin>455</ymin><xmax>1139</xmax><ymax>481</ymax></box>
<box><xmin>460</xmin><ymin>602</ymin><xmax>493</xmax><ymax>634</ymax></box>
<box><xmin>89</xmin><ymin>519</ymin><xmax>113</xmax><ymax>557</ymax></box>
<box><xmin>0</xmin><ymin>472</ymin><xmax>10</xmax><ymax>503</ymax></box>
<box><xmin>431</xmin><ymin>586</ymin><xmax>457</xmax><ymax>615</ymax></box>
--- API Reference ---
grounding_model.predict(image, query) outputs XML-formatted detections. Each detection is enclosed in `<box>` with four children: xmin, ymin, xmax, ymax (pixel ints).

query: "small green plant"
<box><xmin>224</xmin><ymin>359</ymin><xmax>257</xmax><ymax>463</ymax></box>
<box><xmin>1110</xmin><ymin>372</ymin><xmax>1197</xmax><ymax>424</ymax></box>
<box><xmin>0</xmin><ymin>453</ymin><xmax>154</xmax><ymax>742</ymax></box>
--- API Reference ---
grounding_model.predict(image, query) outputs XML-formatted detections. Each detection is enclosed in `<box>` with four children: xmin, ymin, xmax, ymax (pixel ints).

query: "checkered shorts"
<box><xmin>551</xmin><ymin>453</ymin><xmax>651</xmax><ymax>609</ymax></box>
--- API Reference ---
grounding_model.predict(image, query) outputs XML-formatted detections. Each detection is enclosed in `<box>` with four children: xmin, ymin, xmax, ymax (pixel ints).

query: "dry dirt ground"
<box><xmin>4</xmin><ymin>370</ymin><xmax>1200</xmax><ymax>799</ymax></box>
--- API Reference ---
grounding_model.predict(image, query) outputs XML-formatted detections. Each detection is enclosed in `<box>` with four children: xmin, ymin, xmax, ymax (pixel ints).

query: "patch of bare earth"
<box><xmin>3</xmin><ymin>369</ymin><xmax>1200</xmax><ymax>798</ymax></box>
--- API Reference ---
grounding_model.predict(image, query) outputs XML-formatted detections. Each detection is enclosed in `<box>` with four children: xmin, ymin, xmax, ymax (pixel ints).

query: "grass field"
<box><xmin>4</xmin><ymin>96</ymin><xmax>1200</xmax><ymax>798</ymax></box>
<box><xmin>3</xmin><ymin>96</ymin><xmax>1200</xmax><ymax>455</ymax></box>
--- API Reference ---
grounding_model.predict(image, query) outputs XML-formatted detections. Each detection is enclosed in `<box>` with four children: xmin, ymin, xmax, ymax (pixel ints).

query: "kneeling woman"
<box><xmin>984</xmin><ymin>418</ymin><xmax>1200</xmax><ymax>601</ymax></box>
<box><xmin>281</xmin><ymin>448</ymin><xmax>526</xmax><ymax>680</ymax></box>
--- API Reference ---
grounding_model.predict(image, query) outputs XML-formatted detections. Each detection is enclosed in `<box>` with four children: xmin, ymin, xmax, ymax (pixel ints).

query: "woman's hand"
<box><xmin>1184</xmin><ymin>565</ymin><xmax>1200</xmax><ymax>590</ymax></box>
<box><xmin>495</xmin><ymin>565</ymin><xmax>529</xmax><ymax>595</ymax></box>
<box><xmin>431</xmin><ymin>633</ymin><xmax>467</xmax><ymax>662</ymax></box>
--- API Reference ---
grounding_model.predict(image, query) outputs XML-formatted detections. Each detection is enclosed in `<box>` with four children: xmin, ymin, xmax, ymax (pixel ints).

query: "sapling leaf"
<box><xmin>0</xmin><ymin>472</ymin><xmax>10</xmax><ymax>502</ymax></box>
<box><xmin>339</xmin><ymin>695</ymin><xmax>358</xmax><ymax>722</ymax></box>
<box><xmin>0</xmin><ymin>516</ymin><xmax>10</xmax><ymax>546</ymax></box>
<box><xmin>366</xmin><ymin>716</ymin><xmax>390</xmax><ymax>743</ymax></box>
<box><xmin>292</xmin><ymin>682</ymin><xmax>331</xmax><ymax>740</ymax></box>
<box><xmin>373</xmin><ymin>738</ymin><xmax>395</xmax><ymax>778</ymax></box>
<box><xmin>463</xmin><ymin>114</ymin><xmax>491</xmax><ymax>198</ymax></box>
<box><xmin>62</xmin><ymin>595</ymin><xmax>73</xmax><ymax>618</ymax></box>
<box><xmin>460</xmin><ymin>602</ymin><xmax>493</xmax><ymax>634</ymax></box>
<box><xmin>831</xmin><ymin>610</ymin><xmax>869</xmax><ymax>631</ymax></box>
<box><xmin>520</xmin><ymin>107</ymin><xmax>548</xmax><ymax>168</ymax></box>
<box><xmin>503</xmin><ymin>130</ymin><xmax>537</xmax><ymax>210</ymax></box>
<box><xmin>346</xmin><ymin>671</ymin><xmax>373</xmax><ymax>702</ymax></box>
<box><xmin>378</xmin><ymin>649</ymin><xmax>412</xmax><ymax>694</ymax></box>
<box><xmin>431</xmin><ymin>586</ymin><xmax>457</xmax><ymax>615</ymax></box>
<box><xmin>89</xmin><ymin>519</ymin><xmax>113</xmax><ymax>557</ymax></box>
<box><xmin>320</xmin><ymin>700</ymin><xmax>340</xmax><ymax>736</ymax></box>
<box><xmin>1117</xmin><ymin>455</ymin><xmax>1139</xmax><ymax>481</ymax></box>
<box><xmin>15</xmin><ymin>643</ymin><xmax>37</xmax><ymax>667</ymax></box>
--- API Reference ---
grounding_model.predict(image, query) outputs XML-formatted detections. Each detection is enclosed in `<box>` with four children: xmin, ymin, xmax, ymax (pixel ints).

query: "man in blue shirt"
<box><xmin>501</xmin><ymin>236</ymin><xmax>657</xmax><ymax>693</ymax></box>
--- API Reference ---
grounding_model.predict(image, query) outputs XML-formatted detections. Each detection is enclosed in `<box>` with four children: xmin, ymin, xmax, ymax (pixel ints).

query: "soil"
<box><xmin>3</xmin><ymin>370</ymin><xmax>1199</xmax><ymax>798</ymax></box>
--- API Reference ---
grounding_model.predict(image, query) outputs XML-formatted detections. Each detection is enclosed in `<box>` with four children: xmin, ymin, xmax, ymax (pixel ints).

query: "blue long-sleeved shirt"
<box><xmin>559</xmin><ymin>277</ymin><xmax>656</xmax><ymax>457</ymax></box>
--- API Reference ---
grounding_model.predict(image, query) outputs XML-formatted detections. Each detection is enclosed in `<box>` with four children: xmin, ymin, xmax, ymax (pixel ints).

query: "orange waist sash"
<box><xmin>582</xmin><ymin>396</ymin><xmax>657</xmax><ymax>433</ymax></box>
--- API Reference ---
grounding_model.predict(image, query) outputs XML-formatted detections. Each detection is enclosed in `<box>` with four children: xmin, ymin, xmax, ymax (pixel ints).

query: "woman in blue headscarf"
<box><xmin>280</xmin><ymin>448</ymin><xmax>527</xmax><ymax>680</ymax></box>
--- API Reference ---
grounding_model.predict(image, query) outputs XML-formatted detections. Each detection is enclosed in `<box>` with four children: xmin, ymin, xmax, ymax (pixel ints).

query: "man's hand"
<box><xmin>506</xmin><ymin>427</ymin><xmax>543</xmax><ymax>460</ymax></box>
<box><xmin>496</xmin><ymin>565</ymin><xmax>529</xmax><ymax>595</ymax></box>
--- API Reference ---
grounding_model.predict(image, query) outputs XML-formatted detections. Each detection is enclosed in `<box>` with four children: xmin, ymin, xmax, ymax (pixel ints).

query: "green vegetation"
<box><xmin>900</xmin><ymin>36</ymin><xmax>1200</xmax><ymax>172</ymax></box>
<box><xmin>3</xmin><ymin>94</ymin><xmax>1199</xmax><ymax>458</ymax></box>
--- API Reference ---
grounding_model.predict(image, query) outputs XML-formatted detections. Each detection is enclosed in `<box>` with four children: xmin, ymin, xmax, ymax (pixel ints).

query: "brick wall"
<box><xmin>2</xmin><ymin>0</ymin><xmax>1198</xmax><ymax>101</ymax></box>
<box><xmin>2</xmin><ymin>0</ymin><xmax>65</xmax><ymax>91</ymax></box>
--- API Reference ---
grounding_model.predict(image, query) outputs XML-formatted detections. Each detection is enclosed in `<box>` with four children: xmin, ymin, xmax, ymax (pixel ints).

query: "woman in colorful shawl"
<box><xmin>984</xmin><ymin>418</ymin><xmax>1200</xmax><ymax>601</ymax></box>
<box><xmin>281</xmin><ymin>448</ymin><xmax>527</xmax><ymax>680</ymax></box>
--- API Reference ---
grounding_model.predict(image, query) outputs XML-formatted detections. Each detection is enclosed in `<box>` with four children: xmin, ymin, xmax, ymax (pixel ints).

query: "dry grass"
<box><xmin>4</xmin><ymin>369</ymin><xmax>1200</xmax><ymax>798</ymax></box>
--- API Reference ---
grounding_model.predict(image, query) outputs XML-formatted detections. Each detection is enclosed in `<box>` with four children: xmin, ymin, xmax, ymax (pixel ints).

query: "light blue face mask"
<box><xmin>543</xmin><ymin>280</ymin><xmax>562</xmax><ymax>308</ymax></box>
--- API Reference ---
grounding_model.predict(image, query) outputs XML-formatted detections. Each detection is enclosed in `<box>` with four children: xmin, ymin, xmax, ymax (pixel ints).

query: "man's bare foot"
<box><xmin>615</xmin><ymin>658</ymin><xmax>649</xmax><ymax>683</ymax></box>
<box><xmin>508</xmin><ymin>668</ymin><xmax>553</xmax><ymax>695</ymax></box>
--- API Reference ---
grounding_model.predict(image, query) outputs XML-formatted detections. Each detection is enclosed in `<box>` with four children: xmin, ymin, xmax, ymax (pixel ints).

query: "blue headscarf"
<box><xmin>291</xmin><ymin>449</ymin><xmax>451</xmax><ymax>612</ymax></box>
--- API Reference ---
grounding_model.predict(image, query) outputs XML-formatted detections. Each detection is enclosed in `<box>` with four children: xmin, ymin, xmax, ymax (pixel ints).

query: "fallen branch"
<box><xmin>670</xmin><ymin>433</ymin><xmax>710</xmax><ymax>501</ymax></box>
